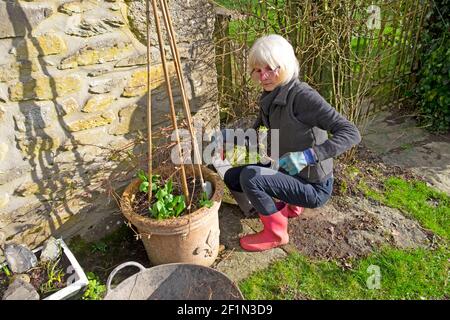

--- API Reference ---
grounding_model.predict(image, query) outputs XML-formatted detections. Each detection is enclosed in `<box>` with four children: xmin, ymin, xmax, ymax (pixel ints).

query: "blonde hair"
<box><xmin>248</xmin><ymin>34</ymin><xmax>299</xmax><ymax>86</ymax></box>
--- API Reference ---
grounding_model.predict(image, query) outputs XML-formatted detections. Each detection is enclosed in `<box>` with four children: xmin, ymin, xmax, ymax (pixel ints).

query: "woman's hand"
<box><xmin>278</xmin><ymin>149</ymin><xmax>316</xmax><ymax>175</ymax></box>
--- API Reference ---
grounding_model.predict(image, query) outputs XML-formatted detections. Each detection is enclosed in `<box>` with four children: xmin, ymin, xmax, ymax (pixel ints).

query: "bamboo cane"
<box><xmin>159</xmin><ymin>0</ymin><xmax>206</xmax><ymax>190</ymax></box>
<box><xmin>146</xmin><ymin>0</ymin><xmax>153</xmax><ymax>203</ymax></box>
<box><xmin>150</xmin><ymin>0</ymin><xmax>189</xmax><ymax>200</ymax></box>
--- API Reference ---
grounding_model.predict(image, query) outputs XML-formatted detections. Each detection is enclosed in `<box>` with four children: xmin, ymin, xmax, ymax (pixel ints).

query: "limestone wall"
<box><xmin>0</xmin><ymin>0</ymin><xmax>219</xmax><ymax>254</ymax></box>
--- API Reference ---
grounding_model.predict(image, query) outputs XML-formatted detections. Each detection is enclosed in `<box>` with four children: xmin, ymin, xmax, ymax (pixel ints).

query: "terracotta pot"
<box><xmin>120</xmin><ymin>165</ymin><xmax>224</xmax><ymax>267</ymax></box>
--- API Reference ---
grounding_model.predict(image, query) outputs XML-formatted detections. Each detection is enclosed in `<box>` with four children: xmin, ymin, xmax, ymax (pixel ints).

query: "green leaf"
<box><xmin>137</xmin><ymin>170</ymin><xmax>148</xmax><ymax>182</ymax></box>
<box><xmin>167</xmin><ymin>179</ymin><xmax>173</xmax><ymax>194</ymax></box>
<box><xmin>150</xmin><ymin>203</ymin><xmax>159</xmax><ymax>217</ymax></box>
<box><xmin>201</xmin><ymin>199</ymin><xmax>213</xmax><ymax>208</ymax></box>
<box><xmin>172</xmin><ymin>195</ymin><xmax>182</xmax><ymax>207</ymax></box>
<box><xmin>155</xmin><ymin>200</ymin><xmax>164</xmax><ymax>212</ymax></box>
<box><xmin>166</xmin><ymin>194</ymin><xmax>174</xmax><ymax>205</ymax></box>
<box><xmin>139</xmin><ymin>181</ymin><xmax>149</xmax><ymax>193</ymax></box>
<box><xmin>159</xmin><ymin>205</ymin><xmax>168</xmax><ymax>218</ymax></box>
<box><xmin>175</xmin><ymin>199</ymin><xmax>186</xmax><ymax>216</ymax></box>
<box><xmin>199</xmin><ymin>191</ymin><xmax>213</xmax><ymax>208</ymax></box>
<box><xmin>2</xmin><ymin>265</ymin><xmax>11</xmax><ymax>277</ymax></box>
<box><xmin>156</xmin><ymin>189</ymin><xmax>167</xmax><ymax>200</ymax></box>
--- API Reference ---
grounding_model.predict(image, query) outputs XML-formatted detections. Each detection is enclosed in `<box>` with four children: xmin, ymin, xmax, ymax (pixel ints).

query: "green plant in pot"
<box><xmin>119</xmin><ymin>0</ymin><xmax>224</xmax><ymax>267</ymax></box>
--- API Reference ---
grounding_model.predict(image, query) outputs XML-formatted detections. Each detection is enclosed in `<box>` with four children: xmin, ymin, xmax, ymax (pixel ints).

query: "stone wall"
<box><xmin>0</xmin><ymin>0</ymin><xmax>219</xmax><ymax>256</ymax></box>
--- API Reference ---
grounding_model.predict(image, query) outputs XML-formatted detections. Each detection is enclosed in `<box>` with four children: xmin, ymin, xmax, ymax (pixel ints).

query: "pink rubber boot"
<box><xmin>239</xmin><ymin>209</ymin><xmax>289</xmax><ymax>252</ymax></box>
<box><xmin>275</xmin><ymin>201</ymin><xmax>304</xmax><ymax>218</ymax></box>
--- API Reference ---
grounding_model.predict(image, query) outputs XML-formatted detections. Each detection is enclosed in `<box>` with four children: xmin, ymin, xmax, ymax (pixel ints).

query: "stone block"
<box><xmin>115</xmin><ymin>54</ymin><xmax>147</xmax><ymax>68</ymax></box>
<box><xmin>64</xmin><ymin>111</ymin><xmax>115</xmax><ymax>132</ymax></box>
<box><xmin>0</xmin><ymin>1</ymin><xmax>54</xmax><ymax>38</ymax></box>
<box><xmin>13</xmin><ymin>103</ymin><xmax>57</xmax><ymax>132</ymax></box>
<box><xmin>9</xmin><ymin>75</ymin><xmax>82</xmax><ymax>101</ymax></box>
<box><xmin>58</xmin><ymin>0</ymin><xmax>95</xmax><ymax>16</ymax></box>
<box><xmin>87</xmin><ymin>68</ymin><xmax>112</xmax><ymax>77</ymax></box>
<box><xmin>15</xmin><ymin>181</ymin><xmax>45</xmax><ymax>197</ymax></box>
<box><xmin>65</xmin><ymin>17</ymin><xmax>111</xmax><ymax>37</ymax></box>
<box><xmin>2</xmin><ymin>278</ymin><xmax>40</xmax><ymax>300</ymax></box>
<box><xmin>59</xmin><ymin>41</ymin><xmax>133</xmax><ymax>69</ymax></box>
<box><xmin>109</xmin><ymin>103</ymin><xmax>146</xmax><ymax>135</ymax></box>
<box><xmin>82</xmin><ymin>95</ymin><xmax>114</xmax><ymax>113</ymax></box>
<box><xmin>56</xmin><ymin>97</ymin><xmax>80</xmax><ymax>116</ymax></box>
<box><xmin>0</xmin><ymin>60</ymin><xmax>38</xmax><ymax>83</ymax></box>
<box><xmin>122</xmin><ymin>63</ymin><xmax>175</xmax><ymax>97</ymax></box>
<box><xmin>88</xmin><ymin>78</ymin><xmax>123</xmax><ymax>94</ymax></box>
<box><xmin>16</xmin><ymin>33</ymin><xmax>67</xmax><ymax>59</ymax></box>
<box><xmin>61</xmin><ymin>127</ymin><xmax>108</xmax><ymax>150</ymax></box>
<box><xmin>16</xmin><ymin>132</ymin><xmax>61</xmax><ymax>156</ymax></box>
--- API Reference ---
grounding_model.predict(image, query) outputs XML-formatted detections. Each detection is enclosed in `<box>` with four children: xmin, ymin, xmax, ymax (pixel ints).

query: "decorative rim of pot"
<box><xmin>120</xmin><ymin>165</ymin><xmax>224</xmax><ymax>235</ymax></box>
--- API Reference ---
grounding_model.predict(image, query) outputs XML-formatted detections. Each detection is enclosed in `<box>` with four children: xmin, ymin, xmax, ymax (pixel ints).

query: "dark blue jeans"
<box><xmin>224</xmin><ymin>163</ymin><xmax>333</xmax><ymax>215</ymax></box>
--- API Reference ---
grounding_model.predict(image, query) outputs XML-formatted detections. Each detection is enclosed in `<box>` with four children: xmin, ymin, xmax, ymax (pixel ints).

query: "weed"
<box><xmin>39</xmin><ymin>258</ymin><xmax>65</xmax><ymax>295</ymax></box>
<box><xmin>82</xmin><ymin>272</ymin><xmax>106</xmax><ymax>300</ymax></box>
<box><xmin>91</xmin><ymin>241</ymin><xmax>108</xmax><ymax>254</ymax></box>
<box><xmin>68</xmin><ymin>236</ymin><xmax>90</xmax><ymax>257</ymax></box>
<box><xmin>137</xmin><ymin>169</ymin><xmax>160</xmax><ymax>193</ymax></box>
<box><xmin>400</xmin><ymin>143</ymin><xmax>413</xmax><ymax>151</ymax></box>
<box><xmin>1</xmin><ymin>265</ymin><xmax>11</xmax><ymax>277</ymax></box>
<box><xmin>199</xmin><ymin>191</ymin><xmax>213</xmax><ymax>208</ymax></box>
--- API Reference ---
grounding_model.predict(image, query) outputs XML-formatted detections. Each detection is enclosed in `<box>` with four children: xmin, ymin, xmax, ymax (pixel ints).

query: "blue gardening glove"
<box><xmin>278</xmin><ymin>148</ymin><xmax>316</xmax><ymax>175</ymax></box>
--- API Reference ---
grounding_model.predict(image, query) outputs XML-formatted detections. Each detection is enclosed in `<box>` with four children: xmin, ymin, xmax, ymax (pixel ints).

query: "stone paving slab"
<box><xmin>213</xmin><ymin>204</ymin><xmax>287</xmax><ymax>283</ymax></box>
<box><xmin>362</xmin><ymin>111</ymin><xmax>433</xmax><ymax>155</ymax></box>
<box><xmin>363</xmin><ymin>110</ymin><xmax>450</xmax><ymax>195</ymax></box>
<box><xmin>382</xmin><ymin>141</ymin><xmax>450</xmax><ymax>195</ymax></box>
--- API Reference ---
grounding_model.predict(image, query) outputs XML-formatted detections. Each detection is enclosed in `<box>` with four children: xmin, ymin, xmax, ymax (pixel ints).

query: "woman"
<box><xmin>223</xmin><ymin>34</ymin><xmax>361</xmax><ymax>252</ymax></box>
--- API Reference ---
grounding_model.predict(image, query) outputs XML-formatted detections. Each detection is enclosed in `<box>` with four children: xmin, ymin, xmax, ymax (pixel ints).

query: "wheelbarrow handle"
<box><xmin>106</xmin><ymin>262</ymin><xmax>146</xmax><ymax>294</ymax></box>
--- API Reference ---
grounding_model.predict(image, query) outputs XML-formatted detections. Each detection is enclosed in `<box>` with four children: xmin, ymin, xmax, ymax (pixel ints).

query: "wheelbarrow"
<box><xmin>104</xmin><ymin>262</ymin><xmax>244</xmax><ymax>300</ymax></box>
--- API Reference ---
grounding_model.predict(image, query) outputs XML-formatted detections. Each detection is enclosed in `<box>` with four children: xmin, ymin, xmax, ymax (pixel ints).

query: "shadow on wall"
<box><xmin>2</xmin><ymin>0</ymin><xmax>220</xmax><ymax>248</ymax></box>
<box><xmin>5</xmin><ymin>1</ymin><xmax>91</xmax><ymax>245</ymax></box>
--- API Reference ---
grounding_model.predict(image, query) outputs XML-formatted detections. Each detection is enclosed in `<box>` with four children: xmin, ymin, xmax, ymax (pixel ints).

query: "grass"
<box><xmin>214</xmin><ymin>0</ymin><xmax>259</xmax><ymax>10</ymax></box>
<box><xmin>239</xmin><ymin>246</ymin><xmax>449</xmax><ymax>300</ymax></box>
<box><xmin>239</xmin><ymin>176</ymin><xmax>449</xmax><ymax>300</ymax></box>
<box><xmin>361</xmin><ymin>177</ymin><xmax>450</xmax><ymax>240</ymax></box>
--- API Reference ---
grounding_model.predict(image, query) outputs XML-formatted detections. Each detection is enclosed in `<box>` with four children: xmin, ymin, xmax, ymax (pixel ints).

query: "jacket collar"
<box><xmin>260</xmin><ymin>78</ymin><xmax>299</xmax><ymax>114</ymax></box>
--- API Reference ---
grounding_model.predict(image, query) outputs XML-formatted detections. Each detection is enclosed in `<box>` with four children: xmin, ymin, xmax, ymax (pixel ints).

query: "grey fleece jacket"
<box><xmin>253</xmin><ymin>78</ymin><xmax>361</xmax><ymax>183</ymax></box>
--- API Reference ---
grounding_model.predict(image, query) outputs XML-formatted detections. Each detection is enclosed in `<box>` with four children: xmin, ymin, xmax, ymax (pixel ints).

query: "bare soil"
<box><xmin>286</xmin><ymin>144</ymin><xmax>433</xmax><ymax>263</ymax></box>
<box><xmin>68</xmin><ymin>224</ymin><xmax>150</xmax><ymax>291</ymax></box>
<box><xmin>333</xmin><ymin>144</ymin><xmax>421</xmax><ymax>201</ymax></box>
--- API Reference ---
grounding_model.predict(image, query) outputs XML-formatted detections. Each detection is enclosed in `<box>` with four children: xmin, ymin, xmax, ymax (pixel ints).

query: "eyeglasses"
<box><xmin>251</xmin><ymin>66</ymin><xmax>280</xmax><ymax>79</ymax></box>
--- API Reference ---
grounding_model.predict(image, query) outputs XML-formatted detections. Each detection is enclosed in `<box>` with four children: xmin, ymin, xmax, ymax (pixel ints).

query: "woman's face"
<box><xmin>251</xmin><ymin>64</ymin><xmax>282</xmax><ymax>91</ymax></box>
